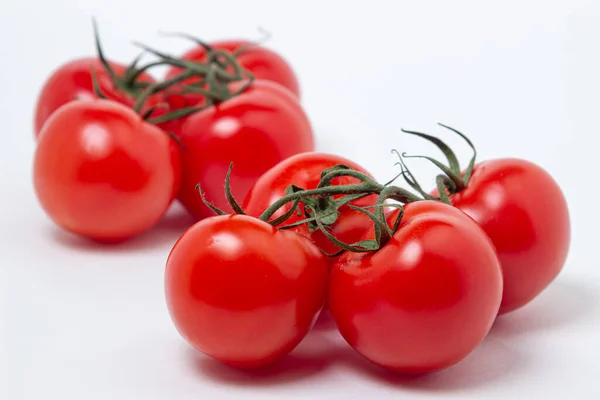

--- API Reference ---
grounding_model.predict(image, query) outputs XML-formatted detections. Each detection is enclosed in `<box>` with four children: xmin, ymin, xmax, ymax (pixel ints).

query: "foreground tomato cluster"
<box><xmin>33</xmin><ymin>25</ymin><xmax>570</xmax><ymax>376</ymax></box>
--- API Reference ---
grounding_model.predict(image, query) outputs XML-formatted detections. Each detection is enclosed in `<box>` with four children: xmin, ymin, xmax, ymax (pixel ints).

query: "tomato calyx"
<box><xmin>397</xmin><ymin>123</ymin><xmax>478</xmax><ymax>204</ymax></box>
<box><xmin>197</xmin><ymin>163</ymin><xmax>423</xmax><ymax>256</ymax></box>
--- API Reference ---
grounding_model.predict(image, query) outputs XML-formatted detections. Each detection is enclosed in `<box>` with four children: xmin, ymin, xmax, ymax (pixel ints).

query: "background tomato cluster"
<box><xmin>2</xmin><ymin>1</ymin><xmax>600</xmax><ymax>400</ymax></box>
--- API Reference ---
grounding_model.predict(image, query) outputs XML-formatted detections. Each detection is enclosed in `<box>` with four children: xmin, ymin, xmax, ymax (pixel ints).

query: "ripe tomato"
<box><xmin>440</xmin><ymin>159</ymin><xmax>570</xmax><ymax>314</ymax></box>
<box><xmin>176</xmin><ymin>80</ymin><xmax>314</xmax><ymax>220</ymax></box>
<box><xmin>34</xmin><ymin>100</ymin><xmax>180</xmax><ymax>242</ymax></box>
<box><xmin>243</xmin><ymin>152</ymin><xmax>376</xmax><ymax>262</ymax></box>
<box><xmin>165</xmin><ymin>214</ymin><xmax>328</xmax><ymax>368</ymax></box>
<box><xmin>34</xmin><ymin>57</ymin><xmax>159</xmax><ymax>137</ymax></box>
<box><xmin>165</xmin><ymin>40</ymin><xmax>300</xmax><ymax>98</ymax></box>
<box><xmin>329</xmin><ymin>201</ymin><xmax>502</xmax><ymax>374</ymax></box>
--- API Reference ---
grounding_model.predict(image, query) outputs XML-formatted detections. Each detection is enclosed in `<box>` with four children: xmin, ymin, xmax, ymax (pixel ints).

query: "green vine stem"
<box><xmin>129</xmin><ymin>43</ymin><xmax>256</xmax><ymax>123</ymax></box>
<box><xmin>91</xmin><ymin>20</ymin><xmax>255</xmax><ymax>125</ymax></box>
<box><xmin>398</xmin><ymin>123</ymin><xmax>478</xmax><ymax>204</ymax></box>
<box><xmin>196</xmin><ymin>163</ymin><xmax>425</xmax><ymax>255</ymax></box>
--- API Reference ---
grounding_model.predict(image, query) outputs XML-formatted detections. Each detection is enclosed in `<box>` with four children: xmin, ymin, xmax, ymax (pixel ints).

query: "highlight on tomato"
<box><xmin>33</xmin><ymin>100</ymin><xmax>180</xmax><ymax>243</ymax></box>
<box><xmin>397</xmin><ymin>123</ymin><xmax>570</xmax><ymax>314</ymax></box>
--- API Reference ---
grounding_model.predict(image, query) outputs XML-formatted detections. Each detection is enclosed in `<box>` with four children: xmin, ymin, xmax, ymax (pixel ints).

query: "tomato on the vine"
<box><xmin>438</xmin><ymin>158</ymin><xmax>570</xmax><ymax>314</ymax></box>
<box><xmin>165</xmin><ymin>40</ymin><xmax>300</xmax><ymax>98</ymax></box>
<box><xmin>175</xmin><ymin>80</ymin><xmax>314</xmax><ymax>220</ymax></box>
<box><xmin>34</xmin><ymin>57</ymin><xmax>159</xmax><ymax>137</ymax></box>
<box><xmin>34</xmin><ymin>100</ymin><xmax>180</xmax><ymax>242</ymax></box>
<box><xmin>329</xmin><ymin>201</ymin><xmax>503</xmax><ymax>374</ymax></box>
<box><xmin>165</xmin><ymin>214</ymin><xmax>328</xmax><ymax>369</ymax></box>
<box><xmin>243</xmin><ymin>152</ymin><xmax>376</xmax><ymax>262</ymax></box>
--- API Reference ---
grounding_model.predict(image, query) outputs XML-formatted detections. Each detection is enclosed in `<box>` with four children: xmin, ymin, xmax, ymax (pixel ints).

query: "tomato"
<box><xmin>165</xmin><ymin>40</ymin><xmax>300</xmax><ymax>98</ymax></box>
<box><xmin>34</xmin><ymin>57</ymin><xmax>159</xmax><ymax>137</ymax></box>
<box><xmin>439</xmin><ymin>159</ymin><xmax>570</xmax><ymax>314</ymax></box>
<box><xmin>33</xmin><ymin>100</ymin><xmax>180</xmax><ymax>242</ymax></box>
<box><xmin>165</xmin><ymin>214</ymin><xmax>328</xmax><ymax>368</ymax></box>
<box><xmin>176</xmin><ymin>80</ymin><xmax>314</xmax><ymax>220</ymax></box>
<box><xmin>243</xmin><ymin>152</ymin><xmax>376</xmax><ymax>262</ymax></box>
<box><xmin>329</xmin><ymin>201</ymin><xmax>502</xmax><ymax>374</ymax></box>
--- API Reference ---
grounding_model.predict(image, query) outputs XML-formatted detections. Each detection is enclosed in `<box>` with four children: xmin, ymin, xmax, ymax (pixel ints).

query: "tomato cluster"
<box><xmin>33</xmin><ymin>24</ymin><xmax>312</xmax><ymax>241</ymax></box>
<box><xmin>33</xmin><ymin>24</ymin><xmax>570</xmax><ymax>377</ymax></box>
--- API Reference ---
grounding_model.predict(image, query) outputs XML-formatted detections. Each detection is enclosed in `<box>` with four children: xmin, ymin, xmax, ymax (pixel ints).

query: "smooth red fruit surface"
<box><xmin>165</xmin><ymin>40</ymin><xmax>300</xmax><ymax>98</ymax></box>
<box><xmin>329</xmin><ymin>201</ymin><xmax>503</xmax><ymax>374</ymax></box>
<box><xmin>165</xmin><ymin>214</ymin><xmax>328</xmax><ymax>369</ymax></box>
<box><xmin>442</xmin><ymin>158</ymin><xmax>570</xmax><ymax>314</ymax></box>
<box><xmin>34</xmin><ymin>100</ymin><xmax>180</xmax><ymax>242</ymax></box>
<box><xmin>176</xmin><ymin>80</ymin><xmax>314</xmax><ymax>220</ymax></box>
<box><xmin>244</xmin><ymin>152</ymin><xmax>376</xmax><ymax>262</ymax></box>
<box><xmin>34</xmin><ymin>57</ymin><xmax>159</xmax><ymax>137</ymax></box>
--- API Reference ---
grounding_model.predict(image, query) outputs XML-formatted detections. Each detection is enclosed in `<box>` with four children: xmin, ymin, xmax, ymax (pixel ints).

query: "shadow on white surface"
<box><xmin>181</xmin><ymin>276</ymin><xmax>594</xmax><ymax>391</ymax></box>
<box><xmin>491</xmin><ymin>277</ymin><xmax>596</xmax><ymax>337</ymax></box>
<box><xmin>332</xmin><ymin>334</ymin><xmax>523</xmax><ymax>392</ymax></box>
<box><xmin>47</xmin><ymin>203</ymin><xmax>195</xmax><ymax>253</ymax></box>
<box><xmin>188</xmin><ymin>330</ymin><xmax>337</xmax><ymax>386</ymax></box>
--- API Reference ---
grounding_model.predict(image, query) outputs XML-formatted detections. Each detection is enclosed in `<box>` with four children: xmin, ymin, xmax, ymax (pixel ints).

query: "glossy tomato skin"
<box><xmin>34</xmin><ymin>57</ymin><xmax>158</xmax><ymax>137</ymax></box>
<box><xmin>444</xmin><ymin>159</ymin><xmax>570</xmax><ymax>314</ymax></box>
<box><xmin>34</xmin><ymin>100</ymin><xmax>180</xmax><ymax>242</ymax></box>
<box><xmin>176</xmin><ymin>80</ymin><xmax>314</xmax><ymax>220</ymax></box>
<box><xmin>243</xmin><ymin>152</ymin><xmax>376</xmax><ymax>262</ymax></box>
<box><xmin>165</xmin><ymin>214</ymin><xmax>328</xmax><ymax>369</ymax></box>
<box><xmin>329</xmin><ymin>201</ymin><xmax>502</xmax><ymax>374</ymax></box>
<box><xmin>165</xmin><ymin>40</ymin><xmax>300</xmax><ymax>97</ymax></box>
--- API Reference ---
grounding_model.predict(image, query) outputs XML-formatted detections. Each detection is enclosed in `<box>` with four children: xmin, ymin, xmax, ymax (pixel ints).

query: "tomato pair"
<box><xmin>400</xmin><ymin>125</ymin><xmax>571</xmax><ymax>314</ymax></box>
<box><xmin>164</xmin><ymin>153</ymin><xmax>365</xmax><ymax>368</ymax></box>
<box><xmin>33</xmin><ymin>34</ymin><xmax>310</xmax><ymax>242</ymax></box>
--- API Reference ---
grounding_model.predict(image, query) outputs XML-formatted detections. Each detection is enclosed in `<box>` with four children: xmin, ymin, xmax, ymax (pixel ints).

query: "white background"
<box><xmin>1</xmin><ymin>0</ymin><xmax>599</xmax><ymax>399</ymax></box>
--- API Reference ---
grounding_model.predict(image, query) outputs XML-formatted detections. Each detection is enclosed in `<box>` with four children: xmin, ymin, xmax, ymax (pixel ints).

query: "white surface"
<box><xmin>1</xmin><ymin>1</ymin><xmax>599</xmax><ymax>398</ymax></box>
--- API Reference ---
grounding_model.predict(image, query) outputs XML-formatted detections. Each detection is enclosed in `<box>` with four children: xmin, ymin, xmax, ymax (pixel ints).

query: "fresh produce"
<box><xmin>328</xmin><ymin>201</ymin><xmax>503</xmax><ymax>374</ymax></box>
<box><xmin>243</xmin><ymin>152</ymin><xmax>378</xmax><ymax>262</ymax></box>
<box><xmin>33</xmin><ymin>100</ymin><xmax>180</xmax><ymax>242</ymax></box>
<box><xmin>173</xmin><ymin>79</ymin><xmax>314</xmax><ymax>220</ymax></box>
<box><xmin>399</xmin><ymin>124</ymin><xmax>571</xmax><ymax>314</ymax></box>
<box><xmin>33</xmin><ymin>23</ymin><xmax>312</xmax><ymax>241</ymax></box>
<box><xmin>30</xmin><ymin>22</ymin><xmax>572</xmax><ymax>380</ymax></box>
<box><xmin>165</xmin><ymin>213</ymin><xmax>328</xmax><ymax>368</ymax></box>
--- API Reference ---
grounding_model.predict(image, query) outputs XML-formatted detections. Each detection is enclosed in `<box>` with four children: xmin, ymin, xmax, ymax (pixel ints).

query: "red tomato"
<box><xmin>439</xmin><ymin>159</ymin><xmax>570</xmax><ymax>314</ymax></box>
<box><xmin>165</xmin><ymin>40</ymin><xmax>300</xmax><ymax>98</ymax></box>
<box><xmin>34</xmin><ymin>100</ymin><xmax>180</xmax><ymax>242</ymax></box>
<box><xmin>329</xmin><ymin>201</ymin><xmax>503</xmax><ymax>374</ymax></box>
<box><xmin>243</xmin><ymin>152</ymin><xmax>376</xmax><ymax>262</ymax></box>
<box><xmin>176</xmin><ymin>80</ymin><xmax>314</xmax><ymax>220</ymax></box>
<box><xmin>34</xmin><ymin>57</ymin><xmax>159</xmax><ymax>137</ymax></box>
<box><xmin>165</xmin><ymin>214</ymin><xmax>328</xmax><ymax>368</ymax></box>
